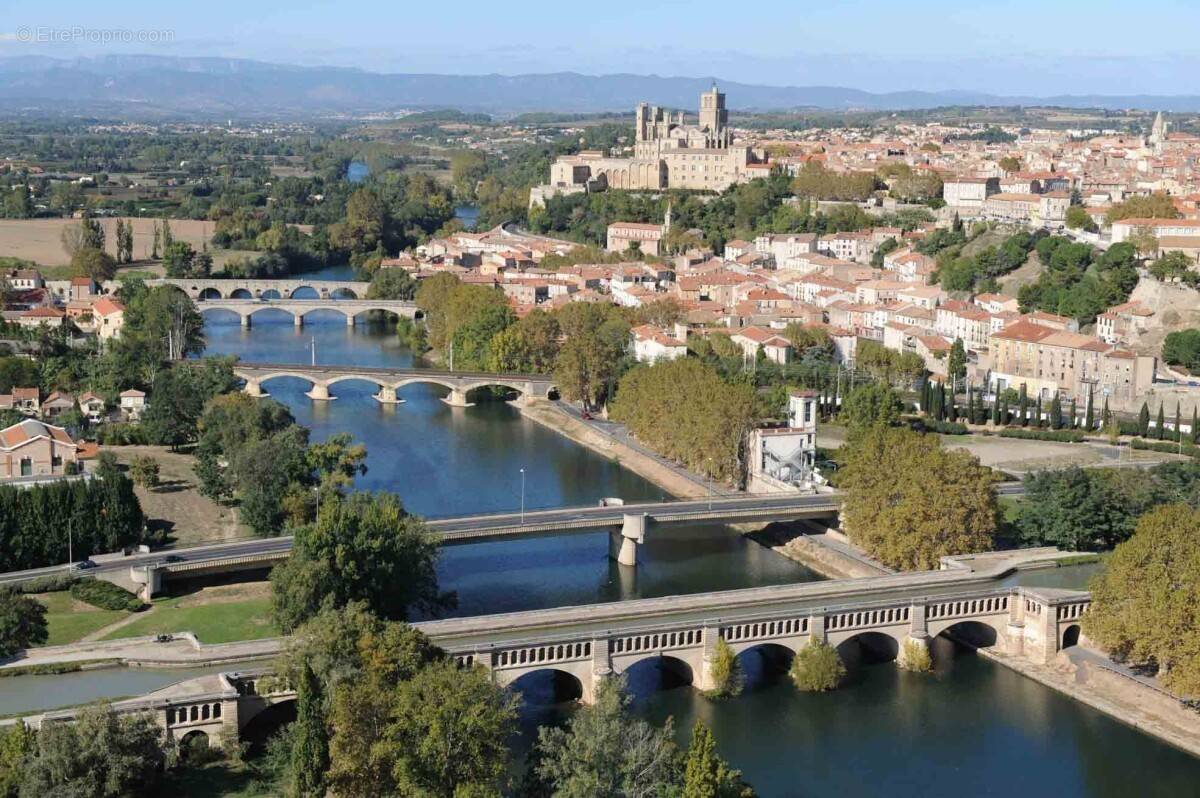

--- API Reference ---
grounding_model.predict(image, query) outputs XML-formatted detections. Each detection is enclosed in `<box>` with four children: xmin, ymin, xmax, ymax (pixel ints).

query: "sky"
<box><xmin>2</xmin><ymin>0</ymin><xmax>1199</xmax><ymax>97</ymax></box>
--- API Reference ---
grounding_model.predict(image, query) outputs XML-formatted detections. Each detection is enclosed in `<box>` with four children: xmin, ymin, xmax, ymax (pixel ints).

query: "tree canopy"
<box><xmin>838</xmin><ymin>427</ymin><xmax>997</xmax><ymax>569</ymax></box>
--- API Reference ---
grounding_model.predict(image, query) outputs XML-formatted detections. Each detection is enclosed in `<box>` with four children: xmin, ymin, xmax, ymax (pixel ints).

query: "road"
<box><xmin>0</xmin><ymin>485</ymin><xmax>1025</xmax><ymax>585</ymax></box>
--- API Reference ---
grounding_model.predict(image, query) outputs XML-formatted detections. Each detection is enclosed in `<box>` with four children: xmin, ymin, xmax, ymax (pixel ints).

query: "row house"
<box><xmin>855</xmin><ymin>279</ymin><xmax>906</xmax><ymax>305</ymax></box>
<box><xmin>816</xmin><ymin>232</ymin><xmax>869</xmax><ymax>263</ymax></box>
<box><xmin>631</xmin><ymin>325</ymin><xmax>688</xmax><ymax>362</ymax></box>
<box><xmin>895</xmin><ymin>285</ymin><xmax>945</xmax><ymax>310</ymax></box>
<box><xmin>973</xmin><ymin>293</ymin><xmax>1020</xmax><ymax>315</ymax></box>
<box><xmin>942</xmin><ymin>177</ymin><xmax>998</xmax><ymax>209</ymax></box>
<box><xmin>935</xmin><ymin>301</ymin><xmax>993</xmax><ymax>351</ymax></box>
<box><xmin>1095</xmin><ymin>301</ymin><xmax>1153</xmax><ymax>345</ymax></box>
<box><xmin>729</xmin><ymin>326</ymin><xmax>794</xmax><ymax>364</ymax></box>
<box><xmin>1111</xmin><ymin>217</ymin><xmax>1200</xmax><ymax>244</ymax></box>
<box><xmin>754</xmin><ymin>233</ymin><xmax>817</xmax><ymax>266</ymax></box>
<box><xmin>988</xmin><ymin>319</ymin><xmax>1155</xmax><ymax>404</ymax></box>
<box><xmin>979</xmin><ymin>192</ymin><xmax>1070</xmax><ymax>227</ymax></box>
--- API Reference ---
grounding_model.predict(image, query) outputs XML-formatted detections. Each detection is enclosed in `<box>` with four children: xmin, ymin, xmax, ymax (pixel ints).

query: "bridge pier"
<box><xmin>442</xmin><ymin>388</ymin><xmax>474</xmax><ymax>408</ymax></box>
<box><xmin>609</xmin><ymin>513</ymin><xmax>646</xmax><ymax>567</ymax></box>
<box><xmin>305</xmin><ymin>382</ymin><xmax>335</xmax><ymax>401</ymax></box>
<box><xmin>240</xmin><ymin>314</ymin><xmax>251</xmax><ymax>328</ymax></box>
<box><xmin>346</xmin><ymin>313</ymin><xmax>356</xmax><ymax>327</ymax></box>
<box><xmin>587</xmin><ymin>638</ymin><xmax>612</xmax><ymax>705</ymax></box>
<box><xmin>374</xmin><ymin>385</ymin><xmax>405</xmax><ymax>404</ymax></box>
<box><xmin>243</xmin><ymin>379</ymin><xmax>267</xmax><ymax>398</ymax></box>
<box><xmin>293</xmin><ymin>314</ymin><xmax>303</xmax><ymax>328</ymax></box>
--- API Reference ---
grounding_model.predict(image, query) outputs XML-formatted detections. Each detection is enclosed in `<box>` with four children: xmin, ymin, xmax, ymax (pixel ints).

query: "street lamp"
<box><xmin>519</xmin><ymin>468</ymin><xmax>526</xmax><ymax>524</ymax></box>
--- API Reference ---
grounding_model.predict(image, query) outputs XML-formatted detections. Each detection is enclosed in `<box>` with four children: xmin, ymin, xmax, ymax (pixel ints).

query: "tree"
<box><xmin>0</xmin><ymin>723</ymin><xmax>33</xmax><ymax>798</ymax></box>
<box><xmin>1049</xmin><ymin>394</ymin><xmax>1063</xmax><ymax>430</ymax></box>
<box><xmin>382</xmin><ymin>661</ymin><xmax>518</xmax><ymax>797</ymax></box>
<box><xmin>488</xmin><ymin>309</ymin><xmax>561</xmax><ymax>374</ymax></box>
<box><xmin>789</xmin><ymin>641</ymin><xmax>845</xmax><ymax>692</ymax></box>
<box><xmin>289</xmin><ymin>662</ymin><xmax>329</xmax><ymax>798</ymax></box>
<box><xmin>682</xmin><ymin>722</ymin><xmax>755</xmax><ymax>798</ymax></box>
<box><xmin>707</xmin><ymin>638</ymin><xmax>742</xmax><ymax>698</ymax></box>
<box><xmin>19</xmin><ymin>704</ymin><xmax>167</xmax><ymax>797</ymax></box>
<box><xmin>609</xmin><ymin>359</ymin><xmax>756</xmax><ymax>485</ymax></box>
<box><xmin>1162</xmin><ymin>329</ymin><xmax>1200</xmax><ymax>372</ymax></box>
<box><xmin>161</xmin><ymin>240</ymin><xmax>207</xmax><ymax>278</ymax></box>
<box><xmin>70</xmin><ymin>247</ymin><xmax>116</xmax><ymax>282</ymax></box>
<box><xmin>116</xmin><ymin>218</ymin><xmax>134</xmax><ymax>264</ymax></box>
<box><xmin>270</xmin><ymin>491</ymin><xmax>451</xmax><ymax>632</ymax></box>
<box><xmin>535</xmin><ymin>677</ymin><xmax>681</xmax><ymax>798</ymax></box>
<box><xmin>2</xmin><ymin>185</ymin><xmax>33</xmax><ymax>219</ymax></box>
<box><xmin>141</xmin><ymin>366</ymin><xmax>206</xmax><ymax>449</ymax></box>
<box><xmin>1148</xmin><ymin>251</ymin><xmax>1197</xmax><ymax>285</ymax></box>
<box><xmin>0</xmin><ymin>589</ymin><xmax>47</xmax><ymax>657</ymax></box>
<box><xmin>128</xmin><ymin>455</ymin><xmax>160</xmax><ymax>489</ymax></box>
<box><xmin>1065</xmin><ymin>206</ymin><xmax>1095</xmax><ymax>231</ymax></box>
<box><xmin>1105</xmin><ymin>192</ymin><xmax>1180</xmax><ymax>224</ymax></box>
<box><xmin>947</xmin><ymin>338</ymin><xmax>966</xmax><ymax>389</ymax></box>
<box><xmin>998</xmin><ymin>155</ymin><xmax>1021</xmax><ymax>173</ymax></box>
<box><xmin>1013</xmin><ymin>466</ymin><xmax>1164</xmax><ymax>551</ymax></box>
<box><xmin>840</xmin><ymin>382</ymin><xmax>904</xmax><ymax>433</ymax></box>
<box><xmin>1085</xmin><ymin>386</ymin><xmax>1095</xmax><ymax>431</ymax></box>
<box><xmin>1084</xmin><ymin>504</ymin><xmax>1200</xmax><ymax>695</ymax></box>
<box><xmin>366</xmin><ymin>268</ymin><xmax>418</xmax><ymax>300</ymax></box>
<box><xmin>1138</xmin><ymin>402</ymin><xmax>1151</xmax><ymax>437</ymax></box>
<box><xmin>838</xmin><ymin>427</ymin><xmax>997</xmax><ymax>569</ymax></box>
<box><xmin>1156</xmin><ymin>403</ymin><xmax>1166</xmax><ymax>440</ymax></box>
<box><xmin>1017</xmin><ymin>383</ymin><xmax>1028</xmax><ymax>426</ymax></box>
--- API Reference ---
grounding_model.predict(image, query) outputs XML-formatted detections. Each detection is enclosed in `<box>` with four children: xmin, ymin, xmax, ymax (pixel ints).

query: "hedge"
<box><xmin>69</xmin><ymin>579</ymin><xmax>144</xmax><ymax>612</ymax></box>
<box><xmin>1131</xmin><ymin>438</ymin><xmax>1200</xmax><ymax>458</ymax></box>
<box><xmin>920</xmin><ymin>419</ymin><xmax>969</xmax><ymax>435</ymax></box>
<box><xmin>998</xmin><ymin>428</ymin><xmax>1085</xmax><ymax>443</ymax></box>
<box><xmin>13</xmin><ymin>573</ymin><xmax>78</xmax><ymax>595</ymax></box>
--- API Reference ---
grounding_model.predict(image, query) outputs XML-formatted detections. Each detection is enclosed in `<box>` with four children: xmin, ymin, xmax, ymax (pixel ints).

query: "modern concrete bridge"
<box><xmin>152</xmin><ymin>277</ymin><xmax>371</xmax><ymax>300</ymax></box>
<box><xmin>20</xmin><ymin>566</ymin><xmax>1090</xmax><ymax>744</ymax></box>
<box><xmin>233</xmin><ymin>361</ymin><xmax>558</xmax><ymax>406</ymax></box>
<box><xmin>197</xmin><ymin>298</ymin><xmax>419</xmax><ymax>327</ymax></box>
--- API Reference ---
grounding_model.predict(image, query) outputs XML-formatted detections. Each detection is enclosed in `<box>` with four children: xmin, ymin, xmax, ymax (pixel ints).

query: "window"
<box><xmin>19</xmin><ymin>458</ymin><xmax>31</xmax><ymax>477</ymax></box>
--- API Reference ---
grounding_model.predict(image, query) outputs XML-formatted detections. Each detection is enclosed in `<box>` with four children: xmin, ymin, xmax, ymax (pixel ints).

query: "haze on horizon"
<box><xmin>2</xmin><ymin>0</ymin><xmax>1198</xmax><ymax>98</ymax></box>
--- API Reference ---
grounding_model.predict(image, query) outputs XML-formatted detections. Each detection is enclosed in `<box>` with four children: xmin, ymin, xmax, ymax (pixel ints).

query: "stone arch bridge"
<box><xmin>426</xmin><ymin>573</ymin><xmax>1091</xmax><ymax>703</ymax></box>
<box><xmin>233</xmin><ymin>361</ymin><xmax>558</xmax><ymax>407</ymax></box>
<box><xmin>151</xmin><ymin>277</ymin><xmax>371</xmax><ymax>300</ymax></box>
<box><xmin>197</xmin><ymin>298</ymin><xmax>418</xmax><ymax>328</ymax></box>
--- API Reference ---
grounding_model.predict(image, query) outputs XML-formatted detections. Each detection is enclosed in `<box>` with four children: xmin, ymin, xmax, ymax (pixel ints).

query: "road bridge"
<box><xmin>233</xmin><ymin>361</ymin><xmax>558</xmax><ymax>406</ymax></box>
<box><xmin>197</xmin><ymin>298</ymin><xmax>418</xmax><ymax>327</ymax></box>
<box><xmin>20</xmin><ymin>570</ymin><xmax>1090</xmax><ymax>742</ymax></box>
<box><xmin>151</xmin><ymin>277</ymin><xmax>371</xmax><ymax>300</ymax></box>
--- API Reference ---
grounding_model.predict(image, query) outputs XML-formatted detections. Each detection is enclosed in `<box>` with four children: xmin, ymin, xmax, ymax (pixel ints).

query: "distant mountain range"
<box><xmin>1</xmin><ymin>55</ymin><xmax>1198</xmax><ymax>119</ymax></box>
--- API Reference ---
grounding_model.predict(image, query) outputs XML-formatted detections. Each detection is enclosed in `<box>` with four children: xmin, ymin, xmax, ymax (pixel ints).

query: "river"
<box><xmin>9</xmin><ymin>271</ymin><xmax>1200</xmax><ymax>794</ymax></box>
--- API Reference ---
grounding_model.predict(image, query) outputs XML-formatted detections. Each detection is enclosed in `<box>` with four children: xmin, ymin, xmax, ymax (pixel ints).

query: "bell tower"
<box><xmin>698</xmin><ymin>84</ymin><xmax>729</xmax><ymax>148</ymax></box>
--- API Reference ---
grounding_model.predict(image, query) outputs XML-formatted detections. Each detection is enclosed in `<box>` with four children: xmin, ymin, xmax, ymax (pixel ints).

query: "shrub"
<box><xmin>1131</xmin><ymin>438</ymin><xmax>1200</xmax><ymax>458</ymax></box>
<box><xmin>14</xmin><ymin>573</ymin><xmax>77</xmax><ymax>594</ymax></box>
<box><xmin>705</xmin><ymin>638</ymin><xmax>742</xmax><ymax>698</ymax></box>
<box><xmin>129</xmin><ymin>456</ymin><xmax>161</xmax><ymax>489</ymax></box>
<box><xmin>95</xmin><ymin>423</ymin><xmax>150</xmax><ymax>446</ymax></box>
<box><xmin>69</xmin><ymin>579</ymin><xmax>143</xmax><ymax>612</ymax></box>
<box><xmin>916</xmin><ymin>419</ymin><xmax>969</xmax><ymax>435</ymax></box>
<box><xmin>789</xmin><ymin>641</ymin><xmax>845</xmax><ymax>692</ymax></box>
<box><xmin>900</xmin><ymin>639</ymin><xmax>933</xmax><ymax>673</ymax></box>
<box><xmin>998</xmin><ymin>428</ymin><xmax>1085</xmax><ymax>443</ymax></box>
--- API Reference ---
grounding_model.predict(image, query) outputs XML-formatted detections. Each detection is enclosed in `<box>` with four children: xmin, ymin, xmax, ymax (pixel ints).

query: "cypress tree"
<box><xmin>1085</xmin><ymin>386</ymin><xmax>1095</xmax><ymax>430</ymax></box>
<box><xmin>1033</xmin><ymin>396</ymin><xmax>1043</xmax><ymax>427</ymax></box>
<box><xmin>1193</xmin><ymin>407</ymin><xmax>1199</xmax><ymax>445</ymax></box>
<box><xmin>948</xmin><ymin>390</ymin><xmax>957</xmax><ymax>423</ymax></box>
<box><xmin>1018</xmin><ymin>384</ymin><xmax>1028</xmax><ymax>426</ymax></box>
<box><xmin>1070</xmin><ymin>397</ymin><xmax>1078</xmax><ymax>429</ymax></box>
<box><xmin>1000</xmin><ymin>396</ymin><xmax>1010</xmax><ymax>426</ymax></box>
<box><xmin>289</xmin><ymin>663</ymin><xmax>329</xmax><ymax>798</ymax></box>
<box><xmin>991</xmin><ymin>392</ymin><xmax>1001</xmax><ymax>426</ymax></box>
<box><xmin>1050</xmin><ymin>395</ymin><xmax>1062</xmax><ymax>430</ymax></box>
<box><xmin>1156</xmin><ymin>404</ymin><xmax>1166</xmax><ymax>440</ymax></box>
<box><xmin>1176</xmin><ymin>403</ymin><xmax>1183</xmax><ymax>443</ymax></box>
<box><xmin>1138</xmin><ymin>402</ymin><xmax>1151</xmax><ymax>437</ymax></box>
<box><xmin>1102</xmin><ymin>397</ymin><xmax>1112</xmax><ymax>432</ymax></box>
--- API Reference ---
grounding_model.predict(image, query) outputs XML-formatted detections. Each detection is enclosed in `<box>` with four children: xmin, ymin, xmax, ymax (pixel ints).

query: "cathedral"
<box><xmin>530</xmin><ymin>87</ymin><xmax>764</xmax><ymax>206</ymax></box>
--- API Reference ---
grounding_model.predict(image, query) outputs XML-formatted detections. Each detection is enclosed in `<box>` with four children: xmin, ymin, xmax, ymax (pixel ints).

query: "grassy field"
<box><xmin>100</xmin><ymin>583</ymin><xmax>276</xmax><ymax>644</ymax></box>
<box><xmin>104</xmin><ymin>445</ymin><xmax>246</xmax><ymax>546</ymax></box>
<box><xmin>34</xmin><ymin>591</ymin><xmax>130</xmax><ymax>647</ymax></box>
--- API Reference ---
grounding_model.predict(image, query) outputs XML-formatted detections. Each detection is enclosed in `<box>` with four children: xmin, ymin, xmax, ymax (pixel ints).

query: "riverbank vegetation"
<box><xmin>790</xmin><ymin>641</ymin><xmax>845</xmax><ymax>692</ymax></box>
<box><xmin>706</xmin><ymin>638</ymin><xmax>744</xmax><ymax>698</ymax></box>
<box><xmin>1085</xmin><ymin>504</ymin><xmax>1200</xmax><ymax>697</ymax></box>
<box><xmin>837</xmin><ymin>425</ymin><xmax>998</xmax><ymax>570</ymax></box>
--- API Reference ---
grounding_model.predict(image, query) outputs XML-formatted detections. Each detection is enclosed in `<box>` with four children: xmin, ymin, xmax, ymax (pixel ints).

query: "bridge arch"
<box><xmin>260</xmin><ymin>288</ymin><xmax>281</xmax><ymax>300</ymax></box>
<box><xmin>834</xmin><ymin>631</ymin><xmax>902</xmax><ymax>669</ymax></box>
<box><xmin>1062</xmin><ymin>624</ymin><xmax>1081</xmax><ymax>649</ymax></box>
<box><xmin>230</xmin><ymin>288</ymin><xmax>254</xmax><ymax>300</ymax></box>
<box><xmin>238</xmin><ymin>697</ymin><xmax>297</xmax><ymax>752</ymax></box>
<box><xmin>930</xmin><ymin>619</ymin><xmax>1001</xmax><ymax>649</ymax></box>
<box><xmin>506</xmin><ymin>668</ymin><xmax>586</xmax><ymax>705</ymax></box>
<box><xmin>178</xmin><ymin>730</ymin><xmax>211</xmax><ymax>759</ymax></box>
<box><xmin>735</xmin><ymin>642</ymin><xmax>796</xmax><ymax>688</ymax></box>
<box><xmin>199</xmin><ymin>287</ymin><xmax>223</xmax><ymax>300</ymax></box>
<box><xmin>288</xmin><ymin>286</ymin><xmax>319</xmax><ymax>299</ymax></box>
<box><xmin>322</xmin><ymin>374</ymin><xmax>392</xmax><ymax>391</ymax></box>
<box><xmin>245</xmin><ymin>371</ymin><xmax>321</xmax><ymax>389</ymax></box>
<box><xmin>330</xmin><ymin>287</ymin><xmax>359</xmax><ymax>299</ymax></box>
<box><xmin>618</xmin><ymin>654</ymin><xmax>694</xmax><ymax>695</ymax></box>
<box><xmin>197</xmin><ymin>306</ymin><xmax>243</xmax><ymax>322</ymax></box>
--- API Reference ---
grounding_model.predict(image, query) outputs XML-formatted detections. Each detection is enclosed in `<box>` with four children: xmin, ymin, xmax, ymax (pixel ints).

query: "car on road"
<box><xmin>163</xmin><ymin>554</ymin><xmax>184</xmax><ymax>564</ymax></box>
<box><xmin>580</xmin><ymin>410</ymin><xmax>593</xmax><ymax>420</ymax></box>
<box><xmin>69</xmin><ymin>559</ymin><xmax>97</xmax><ymax>571</ymax></box>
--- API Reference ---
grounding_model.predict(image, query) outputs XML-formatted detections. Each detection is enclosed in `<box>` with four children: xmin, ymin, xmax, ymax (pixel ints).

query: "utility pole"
<box><xmin>449</xmin><ymin>339</ymin><xmax>455</xmax><ymax>372</ymax></box>
<box><xmin>311</xmin><ymin>335</ymin><xmax>317</xmax><ymax>367</ymax></box>
<box><xmin>519</xmin><ymin>468</ymin><xmax>526</xmax><ymax>524</ymax></box>
<box><xmin>67</xmin><ymin>519</ymin><xmax>73</xmax><ymax>569</ymax></box>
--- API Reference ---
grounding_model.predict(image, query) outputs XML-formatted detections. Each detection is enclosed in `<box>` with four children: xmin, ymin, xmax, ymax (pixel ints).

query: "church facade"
<box><xmin>530</xmin><ymin>87</ymin><xmax>762</xmax><ymax>206</ymax></box>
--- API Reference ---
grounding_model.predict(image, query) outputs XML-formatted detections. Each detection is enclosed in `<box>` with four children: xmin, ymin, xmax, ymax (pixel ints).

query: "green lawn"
<box><xmin>35</xmin><ymin>592</ymin><xmax>130</xmax><ymax>647</ymax></box>
<box><xmin>100</xmin><ymin>596</ymin><xmax>277</xmax><ymax>644</ymax></box>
